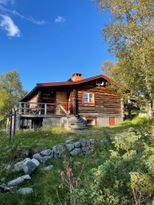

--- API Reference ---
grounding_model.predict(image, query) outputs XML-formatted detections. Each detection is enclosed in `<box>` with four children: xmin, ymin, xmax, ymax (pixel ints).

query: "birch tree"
<box><xmin>98</xmin><ymin>0</ymin><xmax>154</xmax><ymax>117</ymax></box>
<box><xmin>0</xmin><ymin>70</ymin><xmax>24</xmax><ymax>121</ymax></box>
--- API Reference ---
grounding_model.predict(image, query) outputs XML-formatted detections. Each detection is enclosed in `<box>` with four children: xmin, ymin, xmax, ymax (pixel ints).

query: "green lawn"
<box><xmin>0</xmin><ymin>117</ymin><xmax>153</xmax><ymax>205</ymax></box>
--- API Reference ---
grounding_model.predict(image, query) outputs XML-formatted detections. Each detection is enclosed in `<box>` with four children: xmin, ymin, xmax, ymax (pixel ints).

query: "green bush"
<box><xmin>75</xmin><ymin>123</ymin><xmax>154</xmax><ymax>205</ymax></box>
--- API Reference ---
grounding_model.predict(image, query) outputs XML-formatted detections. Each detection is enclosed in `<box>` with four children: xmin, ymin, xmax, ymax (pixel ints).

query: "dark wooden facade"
<box><xmin>70</xmin><ymin>82</ymin><xmax>122</xmax><ymax>117</ymax></box>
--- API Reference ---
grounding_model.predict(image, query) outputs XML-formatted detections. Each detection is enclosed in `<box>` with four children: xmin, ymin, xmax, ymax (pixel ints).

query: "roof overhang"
<box><xmin>20</xmin><ymin>74</ymin><xmax>118</xmax><ymax>101</ymax></box>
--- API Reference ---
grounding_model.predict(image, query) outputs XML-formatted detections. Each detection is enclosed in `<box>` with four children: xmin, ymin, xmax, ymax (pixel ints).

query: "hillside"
<box><xmin>0</xmin><ymin>117</ymin><xmax>153</xmax><ymax>205</ymax></box>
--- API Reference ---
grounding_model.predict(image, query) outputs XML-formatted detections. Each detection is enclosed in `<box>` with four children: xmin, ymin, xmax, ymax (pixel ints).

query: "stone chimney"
<box><xmin>71</xmin><ymin>73</ymin><xmax>82</xmax><ymax>82</ymax></box>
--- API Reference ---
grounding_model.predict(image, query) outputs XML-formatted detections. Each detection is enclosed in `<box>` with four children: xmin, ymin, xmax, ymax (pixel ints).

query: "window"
<box><xmin>82</xmin><ymin>92</ymin><xmax>95</xmax><ymax>104</ymax></box>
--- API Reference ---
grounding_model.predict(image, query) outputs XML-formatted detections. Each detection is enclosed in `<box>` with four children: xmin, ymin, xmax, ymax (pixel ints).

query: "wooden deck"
<box><xmin>17</xmin><ymin>102</ymin><xmax>69</xmax><ymax>117</ymax></box>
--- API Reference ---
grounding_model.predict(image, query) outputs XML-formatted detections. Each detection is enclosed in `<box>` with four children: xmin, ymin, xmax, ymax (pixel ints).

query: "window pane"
<box><xmin>83</xmin><ymin>92</ymin><xmax>94</xmax><ymax>103</ymax></box>
<box><xmin>84</xmin><ymin>93</ymin><xmax>89</xmax><ymax>102</ymax></box>
<box><xmin>89</xmin><ymin>93</ymin><xmax>94</xmax><ymax>102</ymax></box>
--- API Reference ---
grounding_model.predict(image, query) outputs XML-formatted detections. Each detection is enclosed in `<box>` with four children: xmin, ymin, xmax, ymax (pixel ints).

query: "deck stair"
<box><xmin>67</xmin><ymin>115</ymin><xmax>87</xmax><ymax>129</ymax></box>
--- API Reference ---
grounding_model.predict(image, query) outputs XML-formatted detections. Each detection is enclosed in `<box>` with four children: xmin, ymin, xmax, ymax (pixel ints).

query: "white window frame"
<box><xmin>83</xmin><ymin>92</ymin><xmax>95</xmax><ymax>104</ymax></box>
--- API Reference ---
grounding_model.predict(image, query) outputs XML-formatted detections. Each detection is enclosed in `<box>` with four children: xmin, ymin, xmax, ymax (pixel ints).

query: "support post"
<box><xmin>9</xmin><ymin>110</ymin><xmax>12</xmax><ymax>143</ymax></box>
<box><xmin>45</xmin><ymin>104</ymin><xmax>47</xmax><ymax>115</ymax></box>
<box><xmin>13</xmin><ymin>109</ymin><xmax>16</xmax><ymax>136</ymax></box>
<box><xmin>18</xmin><ymin>102</ymin><xmax>22</xmax><ymax>115</ymax></box>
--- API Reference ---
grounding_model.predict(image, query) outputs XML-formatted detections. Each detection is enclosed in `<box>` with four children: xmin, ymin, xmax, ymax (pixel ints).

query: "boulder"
<box><xmin>40</xmin><ymin>156</ymin><xmax>51</xmax><ymax>165</ymax></box>
<box><xmin>86</xmin><ymin>139</ymin><xmax>91</xmax><ymax>146</ymax></box>
<box><xmin>74</xmin><ymin>141</ymin><xmax>81</xmax><ymax>148</ymax></box>
<box><xmin>70</xmin><ymin>148</ymin><xmax>82</xmax><ymax>156</ymax></box>
<box><xmin>17</xmin><ymin>187</ymin><xmax>33</xmax><ymax>195</ymax></box>
<box><xmin>7</xmin><ymin>175</ymin><xmax>31</xmax><ymax>187</ymax></box>
<box><xmin>23</xmin><ymin>159</ymin><xmax>37</xmax><ymax>175</ymax></box>
<box><xmin>65</xmin><ymin>139</ymin><xmax>73</xmax><ymax>144</ymax></box>
<box><xmin>65</xmin><ymin>143</ymin><xmax>74</xmax><ymax>152</ymax></box>
<box><xmin>31</xmin><ymin>158</ymin><xmax>40</xmax><ymax>167</ymax></box>
<box><xmin>40</xmin><ymin>149</ymin><xmax>53</xmax><ymax>156</ymax></box>
<box><xmin>0</xmin><ymin>183</ymin><xmax>12</xmax><ymax>191</ymax></box>
<box><xmin>89</xmin><ymin>138</ymin><xmax>96</xmax><ymax>145</ymax></box>
<box><xmin>43</xmin><ymin>165</ymin><xmax>54</xmax><ymax>171</ymax></box>
<box><xmin>33</xmin><ymin>153</ymin><xmax>42</xmax><ymax>162</ymax></box>
<box><xmin>53</xmin><ymin>145</ymin><xmax>65</xmax><ymax>158</ymax></box>
<box><xmin>14</xmin><ymin>161</ymin><xmax>24</xmax><ymax>172</ymax></box>
<box><xmin>79</xmin><ymin>138</ymin><xmax>88</xmax><ymax>147</ymax></box>
<box><xmin>82</xmin><ymin>147</ymin><xmax>92</xmax><ymax>155</ymax></box>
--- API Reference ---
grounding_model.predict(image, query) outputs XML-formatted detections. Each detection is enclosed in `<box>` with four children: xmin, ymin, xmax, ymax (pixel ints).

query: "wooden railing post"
<box><xmin>24</xmin><ymin>103</ymin><xmax>26</xmax><ymax>114</ymax></box>
<box><xmin>44</xmin><ymin>104</ymin><xmax>47</xmax><ymax>115</ymax></box>
<box><xmin>18</xmin><ymin>102</ymin><xmax>22</xmax><ymax>114</ymax></box>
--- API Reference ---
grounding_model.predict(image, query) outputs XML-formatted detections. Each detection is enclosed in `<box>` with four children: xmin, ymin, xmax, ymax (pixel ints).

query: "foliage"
<box><xmin>75</xmin><ymin>120</ymin><xmax>154</xmax><ymax>205</ymax></box>
<box><xmin>0</xmin><ymin>70</ymin><xmax>25</xmax><ymax>121</ymax></box>
<box><xmin>98</xmin><ymin>0</ymin><xmax>154</xmax><ymax>117</ymax></box>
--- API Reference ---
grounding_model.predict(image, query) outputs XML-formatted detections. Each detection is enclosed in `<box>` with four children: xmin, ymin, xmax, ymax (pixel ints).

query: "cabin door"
<box><xmin>56</xmin><ymin>92</ymin><xmax>68</xmax><ymax>115</ymax></box>
<box><xmin>109</xmin><ymin>117</ymin><xmax>115</xmax><ymax>126</ymax></box>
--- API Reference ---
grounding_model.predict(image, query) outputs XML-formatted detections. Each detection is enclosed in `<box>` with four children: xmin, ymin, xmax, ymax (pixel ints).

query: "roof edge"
<box><xmin>20</xmin><ymin>74</ymin><xmax>118</xmax><ymax>102</ymax></box>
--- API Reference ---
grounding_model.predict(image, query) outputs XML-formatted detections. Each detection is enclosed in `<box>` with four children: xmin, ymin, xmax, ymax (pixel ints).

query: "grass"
<box><xmin>0</xmin><ymin>117</ymin><xmax>153</xmax><ymax>205</ymax></box>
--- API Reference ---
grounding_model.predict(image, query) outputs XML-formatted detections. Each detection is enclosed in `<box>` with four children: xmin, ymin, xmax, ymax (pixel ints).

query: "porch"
<box><xmin>17</xmin><ymin>102</ymin><xmax>69</xmax><ymax>117</ymax></box>
<box><xmin>14</xmin><ymin>101</ymin><xmax>83</xmax><ymax>130</ymax></box>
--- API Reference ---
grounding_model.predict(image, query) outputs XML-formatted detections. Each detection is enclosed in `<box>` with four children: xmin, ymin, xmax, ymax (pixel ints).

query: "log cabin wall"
<box><xmin>68</xmin><ymin>89</ymin><xmax>76</xmax><ymax>114</ymax></box>
<box><xmin>74</xmin><ymin>80</ymin><xmax>123</xmax><ymax>126</ymax></box>
<box><xmin>39</xmin><ymin>89</ymin><xmax>56</xmax><ymax>104</ymax></box>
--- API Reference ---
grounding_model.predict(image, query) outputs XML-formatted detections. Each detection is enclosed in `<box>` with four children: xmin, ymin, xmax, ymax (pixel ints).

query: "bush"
<box><xmin>76</xmin><ymin>125</ymin><xmax>154</xmax><ymax>205</ymax></box>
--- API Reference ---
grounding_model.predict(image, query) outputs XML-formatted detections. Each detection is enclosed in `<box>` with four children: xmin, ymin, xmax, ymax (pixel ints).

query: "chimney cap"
<box><xmin>72</xmin><ymin>73</ymin><xmax>82</xmax><ymax>76</ymax></box>
<box><xmin>71</xmin><ymin>73</ymin><xmax>83</xmax><ymax>82</ymax></box>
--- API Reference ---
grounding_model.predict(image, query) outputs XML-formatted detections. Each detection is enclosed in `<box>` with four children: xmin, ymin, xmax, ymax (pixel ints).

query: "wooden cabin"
<box><xmin>16</xmin><ymin>73</ymin><xmax>124</xmax><ymax>129</ymax></box>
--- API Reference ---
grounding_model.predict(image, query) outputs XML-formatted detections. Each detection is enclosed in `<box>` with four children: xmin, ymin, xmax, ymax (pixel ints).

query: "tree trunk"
<box><xmin>146</xmin><ymin>100</ymin><xmax>153</xmax><ymax>119</ymax></box>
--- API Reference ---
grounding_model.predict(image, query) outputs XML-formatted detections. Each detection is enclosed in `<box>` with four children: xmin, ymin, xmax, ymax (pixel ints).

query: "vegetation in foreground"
<box><xmin>0</xmin><ymin>117</ymin><xmax>153</xmax><ymax>205</ymax></box>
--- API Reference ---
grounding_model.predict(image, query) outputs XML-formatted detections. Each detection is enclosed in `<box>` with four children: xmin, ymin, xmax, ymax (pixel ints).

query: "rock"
<box><xmin>79</xmin><ymin>138</ymin><xmax>88</xmax><ymax>147</ymax></box>
<box><xmin>53</xmin><ymin>145</ymin><xmax>65</xmax><ymax>158</ymax></box>
<box><xmin>70</xmin><ymin>148</ymin><xmax>82</xmax><ymax>156</ymax></box>
<box><xmin>40</xmin><ymin>149</ymin><xmax>53</xmax><ymax>156</ymax></box>
<box><xmin>14</xmin><ymin>158</ymin><xmax>39</xmax><ymax>173</ymax></box>
<box><xmin>82</xmin><ymin>147</ymin><xmax>92</xmax><ymax>155</ymax></box>
<box><xmin>23</xmin><ymin>159</ymin><xmax>37</xmax><ymax>175</ymax></box>
<box><xmin>31</xmin><ymin>158</ymin><xmax>40</xmax><ymax>167</ymax></box>
<box><xmin>65</xmin><ymin>139</ymin><xmax>73</xmax><ymax>144</ymax></box>
<box><xmin>14</xmin><ymin>161</ymin><xmax>24</xmax><ymax>172</ymax></box>
<box><xmin>86</xmin><ymin>139</ymin><xmax>91</xmax><ymax>146</ymax></box>
<box><xmin>33</xmin><ymin>153</ymin><xmax>42</xmax><ymax>162</ymax></box>
<box><xmin>89</xmin><ymin>138</ymin><xmax>96</xmax><ymax>145</ymax></box>
<box><xmin>65</xmin><ymin>143</ymin><xmax>74</xmax><ymax>152</ymax></box>
<box><xmin>33</xmin><ymin>151</ymin><xmax>53</xmax><ymax>164</ymax></box>
<box><xmin>17</xmin><ymin>187</ymin><xmax>33</xmax><ymax>195</ymax></box>
<box><xmin>7</xmin><ymin>175</ymin><xmax>31</xmax><ymax>187</ymax></box>
<box><xmin>0</xmin><ymin>183</ymin><xmax>12</xmax><ymax>191</ymax></box>
<box><xmin>40</xmin><ymin>156</ymin><xmax>51</xmax><ymax>165</ymax></box>
<box><xmin>74</xmin><ymin>141</ymin><xmax>81</xmax><ymax>148</ymax></box>
<box><xmin>43</xmin><ymin>165</ymin><xmax>54</xmax><ymax>171</ymax></box>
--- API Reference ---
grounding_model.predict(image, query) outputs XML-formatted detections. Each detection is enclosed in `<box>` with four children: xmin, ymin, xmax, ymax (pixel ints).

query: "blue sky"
<box><xmin>0</xmin><ymin>0</ymin><xmax>114</xmax><ymax>91</ymax></box>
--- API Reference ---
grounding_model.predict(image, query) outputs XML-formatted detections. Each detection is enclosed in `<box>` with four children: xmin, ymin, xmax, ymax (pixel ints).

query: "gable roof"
<box><xmin>21</xmin><ymin>74</ymin><xmax>117</xmax><ymax>101</ymax></box>
<box><xmin>37</xmin><ymin>74</ymin><xmax>115</xmax><ymax>87</ymax></box>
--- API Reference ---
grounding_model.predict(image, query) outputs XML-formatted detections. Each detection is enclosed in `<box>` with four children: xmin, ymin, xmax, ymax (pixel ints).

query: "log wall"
<box><xmin>75</xmin><ymin>81</ymin><xmax>122</xmax><ymax>117</ymax></box>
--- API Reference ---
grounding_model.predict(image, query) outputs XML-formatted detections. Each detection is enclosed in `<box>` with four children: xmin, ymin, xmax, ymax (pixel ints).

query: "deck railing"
<box><xmin>17</xmin><ymin>102</ymin><xmax>69</xmax><ymax>116</ymax></box>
